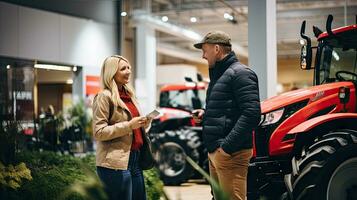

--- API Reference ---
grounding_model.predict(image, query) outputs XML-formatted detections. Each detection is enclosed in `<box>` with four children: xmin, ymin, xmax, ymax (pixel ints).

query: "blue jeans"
<box><xmin>97</xmin><ymin>150</ymin><xmax>146</xmax><ymax>200</ymax></box>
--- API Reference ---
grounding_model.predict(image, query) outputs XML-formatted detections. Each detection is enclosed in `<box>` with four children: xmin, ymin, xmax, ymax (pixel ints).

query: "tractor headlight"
<box><xmin>260</xmin><ymin>108</ymin><xmax>285</xmax><ymax>126</ymax></box>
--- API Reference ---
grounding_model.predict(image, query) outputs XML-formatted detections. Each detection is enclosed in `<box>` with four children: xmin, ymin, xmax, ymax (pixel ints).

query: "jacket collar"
<box><xmin>104</xmin><ymin>87</ymin><xmax>142</xmax><ymax>116</ymax></box>
<box><xmin>209</xmin><ymin>51</ymin><xmax>238</xmax><ymax>81</ymax></box>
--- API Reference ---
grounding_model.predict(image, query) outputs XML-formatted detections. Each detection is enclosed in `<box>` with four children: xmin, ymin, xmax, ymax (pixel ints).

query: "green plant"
<box><xmin>69</xmin><ymin>100</ymin><xmax>89</xmax><ymax>129</ymax></box>
<box><xmin>0</xmin><ymin>162</ymin><xmax>32</xmax><ymax>190</ymax></box>
<box><xmin>80</xmin><ymin>153</ymin><xmax>96</xmax><ymax>172</ymax></box>
<box><xmin>64</xmin><ymin>100</ymin><xmax>92</xmax><ymax>141</ymax></box>
<box><xmin>56</xmin><ymin>111</ymin><xmax>67</xmax><ymax>134</ymax></box>
<box><xmin>144</xmin><ymin>169</ymin><xmax>165</xmax><ymax>200</ymax></box>
<box><xmin>61</xmin><ymin>164</ymin><xmax>107</xmax><ymax>200</ymax></box>
<box><xmin>0</xmin><ymin>118</ymin><xmax>32</xmax><ymax>197</ymax></box>
<box><xmin>2</xmin><ymin>152</ymin><xmax>165</xmax><ymax>200</ymax></box>
<box><xmin>3</xmin><ymin>151</ymin><xmax>99</xmax><ymax>200</ymax></box>
<box><xmin>0</xmin><ymin>120</ymin><xmax>24</xmax><ymax>165</ymax></box>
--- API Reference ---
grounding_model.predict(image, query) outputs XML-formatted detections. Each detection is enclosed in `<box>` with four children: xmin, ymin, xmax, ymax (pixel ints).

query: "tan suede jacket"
<box><xmin>92</xmin><ymin>89</ymin><xmax>141</xmax><ymax>170</ymax></box>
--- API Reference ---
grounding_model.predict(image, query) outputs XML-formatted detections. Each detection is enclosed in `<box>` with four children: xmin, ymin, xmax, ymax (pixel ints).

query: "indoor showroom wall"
<box><xmin>0</xmin><ymin>1</ymin><xmax>118</xmax><ymax>97</ymax></box>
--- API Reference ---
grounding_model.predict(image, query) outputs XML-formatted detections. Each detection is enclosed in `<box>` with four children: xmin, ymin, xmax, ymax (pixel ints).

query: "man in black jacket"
<box><xmin>192</xmin><ymin>31</ymin><xmax>261</xmax><ymax>200</ymax></box>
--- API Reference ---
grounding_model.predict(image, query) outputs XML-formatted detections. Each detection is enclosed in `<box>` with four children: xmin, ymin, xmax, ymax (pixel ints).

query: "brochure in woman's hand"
<box><xmin>146</xmin><ymin>109</ymin><xmax>160</xmax><ymax>119</ymax></box>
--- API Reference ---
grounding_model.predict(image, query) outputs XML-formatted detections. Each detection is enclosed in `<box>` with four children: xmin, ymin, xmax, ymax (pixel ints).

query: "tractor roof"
<box><xmin>160</xmin><ymin>83</ymin><xmax>206</xmax><ymax>92</ymax></box>
<box><xmin>318</xmin><ymin>24</ymin><xmax>357</xmax><ymax>41</ymax></box>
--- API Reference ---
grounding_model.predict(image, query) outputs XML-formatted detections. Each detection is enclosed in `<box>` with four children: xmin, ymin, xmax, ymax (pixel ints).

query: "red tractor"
<box><xmin>149</xmin><ymin>77</ymin><xmax>208</xmax><ymax>185</ymax></box>
<box><xmin>247</xmin><ymin>15</ymin><xmax>357</xmax><ymax>200</ymax></box>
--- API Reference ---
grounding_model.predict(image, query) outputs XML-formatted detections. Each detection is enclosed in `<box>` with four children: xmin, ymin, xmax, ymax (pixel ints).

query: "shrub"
<box><xmin>0</xmin><ymin>162</ymin><xmax>32</xmax><ymax>190</ymax></box>
<box><xmin>0</xmin><ymin>120</ymin><xmax>22</xmax><ymax>165</ymax></box>
<box><xmin>0</xmin><ymin>119</ymin><xmax>33</xmax><ymax>196</ymax></box>
<box><xmin>144</xmin><ymin>168</ymin><xmax>165</xmax><ymax>200</ymax></box>
<box><xmin>1</xmin><ymin>151</ymin><xmax>165</xmax><ymax>200</ymax></box>
<box><xmin>2</xmin><ymin>151</ymin><xmax>98</xmax><ymax>200</ymax></box>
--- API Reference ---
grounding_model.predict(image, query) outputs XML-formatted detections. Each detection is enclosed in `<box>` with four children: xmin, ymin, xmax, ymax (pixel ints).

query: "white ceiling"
<box><xmin>129</xmin><ymin>0</ymin><xmax>357</xmax><ymax>60</ymax></box>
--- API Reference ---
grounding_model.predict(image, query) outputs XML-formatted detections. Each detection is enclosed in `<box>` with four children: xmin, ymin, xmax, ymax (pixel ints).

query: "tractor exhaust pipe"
<box><xmin>326</xmin><ymin>14</ymin><xmax>335</xmax><ymax>37</ymax></box>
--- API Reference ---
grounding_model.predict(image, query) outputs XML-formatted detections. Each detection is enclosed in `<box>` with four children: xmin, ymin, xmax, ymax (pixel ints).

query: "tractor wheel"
<box><xmin>286</xmin><ymin>129</ymin><xmax>357</xmax><ymax>200</ymax></box>
<box><xmin>151</xmin><ymin>129</ymin><xmax>201</xmax><ymax>185</ymax></box>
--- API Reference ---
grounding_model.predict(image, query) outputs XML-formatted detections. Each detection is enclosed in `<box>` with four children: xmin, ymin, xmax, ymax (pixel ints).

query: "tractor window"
<box><xmin>159</xmin><ymin>89</ymin><xmax>206</xmax><ymax>111</ymax></box>
<box><xmin>197</xmin><ymin>89</ymin><xmax>206</xmax><ymax>109</ymax></box>
<box><xmin>318</xmin><ymin>45</ymin><xmax>357</xmax><ymax>84</ymax></box>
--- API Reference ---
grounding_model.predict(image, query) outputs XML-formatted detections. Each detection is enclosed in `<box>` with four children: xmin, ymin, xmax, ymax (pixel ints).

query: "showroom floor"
<box><xmin>164</xmin><ymin>180</ymin><xmax>211</xmax><ymax>200</ymax></box>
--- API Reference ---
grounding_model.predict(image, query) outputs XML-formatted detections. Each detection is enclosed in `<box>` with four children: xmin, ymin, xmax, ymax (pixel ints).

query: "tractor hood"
<box><xmin>261</xmin><ymin>82</ymin><xmax>355</xmax><ymax>114</ymax></box>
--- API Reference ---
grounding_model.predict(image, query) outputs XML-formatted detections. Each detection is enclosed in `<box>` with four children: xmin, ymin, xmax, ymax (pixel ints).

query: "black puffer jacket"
<box><xmin>202</xmin><ymin>52</ymin><xmax>261</xmax><ymax>154</ymax></box>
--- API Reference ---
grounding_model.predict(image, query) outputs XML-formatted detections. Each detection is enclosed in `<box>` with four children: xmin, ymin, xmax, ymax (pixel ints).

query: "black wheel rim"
<box><xmin>327</xmin><ymin>158</ymin><xmax>357</xmax><ymax>200</ymax></box>
<box><xmin>157</xmin><ymin>142</ymin><xmax>186</xmax><ymax>177</ymax></box>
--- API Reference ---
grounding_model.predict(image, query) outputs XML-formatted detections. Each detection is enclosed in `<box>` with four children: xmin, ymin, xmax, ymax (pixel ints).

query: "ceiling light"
<box><xmin>73</xmin><ymin>66</ymin><xmax>77</xmax><ymax>72</ymax></box>
<box><xmin>6</xmin><ymin>65</ymin><xmax>10</xmax><ymax>69</ymax></box>
<box><xmin>161</xmin><ymin>16</ymin><xmax>168</xmax><ymax>22</ymax></box>
<box><xmin>223</xmin><ymin>12</ymin><xmax>237</xmax><ymax>24</ymax></box>
<box><xmin>224</xmin><ymin>13</ymin><xmax>232</xmax><ymax>20</ymax></box>
<box><xmin>190</xmin><ymin>17</ymin><xmax>197</xmax><ymax>23</ymax></box>
<box><xmin>121</xmin><ymin>11</ymin><xmax>127</xmax><ymax>17</ymax></box>
<box><xmin>34</xmin><ymin>64</ymin><xmax>72</xmax><ymax>71</ymax></box>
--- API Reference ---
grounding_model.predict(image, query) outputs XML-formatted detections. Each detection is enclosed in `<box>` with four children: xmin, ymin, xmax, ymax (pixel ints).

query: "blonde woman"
<box><xmin>92</xmin><ymin>55</ymin><xmax>151</xmax><ymax>200</ymax></box>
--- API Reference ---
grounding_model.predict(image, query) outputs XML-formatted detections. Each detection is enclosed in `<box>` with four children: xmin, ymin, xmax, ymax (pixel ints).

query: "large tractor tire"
<box><xmin>151</xmin><ymin>129</ymin><xmax>201</xmax><ymax>185</ymax></box>
<box><xmin>286</xmin><ymin>129</ymin><xmax>357</xmax><ymax>200</ymax></box>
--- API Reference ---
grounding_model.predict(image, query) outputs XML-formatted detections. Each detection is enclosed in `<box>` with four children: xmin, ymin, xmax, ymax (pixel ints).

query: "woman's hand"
<box><xmin>143</xmin><ymin>117</ymin><xmax>153</xmax><ymax>129</ymax></box>
<box><xmin>129</xmin><ymin>116</ymin><xmax>147</xmax><ymax>129</ymax></box>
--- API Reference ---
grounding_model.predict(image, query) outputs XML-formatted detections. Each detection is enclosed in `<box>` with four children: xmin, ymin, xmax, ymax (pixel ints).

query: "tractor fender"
<box><xmin>288</xmin><ymin>113</ymin><xmax>357</xmax><ymax>157</ymax></box>
<box><xmin>288</xmin><ymin>113</ymin><xmax>357</xmax><ymax>135</ymax></box>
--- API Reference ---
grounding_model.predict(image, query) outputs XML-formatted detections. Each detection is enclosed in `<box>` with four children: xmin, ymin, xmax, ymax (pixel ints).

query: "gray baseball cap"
<box><xmin>194</xmin><ymin>31</ymin><xmax>232</xmax><ymax>49</ymax></box>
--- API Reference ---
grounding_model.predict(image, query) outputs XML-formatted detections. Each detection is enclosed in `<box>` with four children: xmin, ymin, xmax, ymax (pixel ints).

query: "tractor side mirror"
<box><xmin>299</xmin><ymin>20</ymin><xmax>313</xmax><ymax>70</ymax></box>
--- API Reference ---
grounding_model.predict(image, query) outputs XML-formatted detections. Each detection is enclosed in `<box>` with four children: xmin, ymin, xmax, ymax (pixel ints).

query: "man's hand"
<box><xmin>191</xmin><ymin>109</ymin><xmax>204</xmax><ymax>124</ymax></box>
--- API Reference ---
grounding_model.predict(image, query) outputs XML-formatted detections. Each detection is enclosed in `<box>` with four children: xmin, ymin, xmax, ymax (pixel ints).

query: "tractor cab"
<box><xmin>300</xmin><ymin>15</ymin><xmax>357</xmax><ymax>85</ymax></box>
<box><xmin>159</xmin><ymin>82</ymin><xmax>207</xmax><ymax>112</ymax></box>
<box><xmin>316</xmin><ymin>31</ymin><xmax>357</xmax><ymax>85</ymax></box>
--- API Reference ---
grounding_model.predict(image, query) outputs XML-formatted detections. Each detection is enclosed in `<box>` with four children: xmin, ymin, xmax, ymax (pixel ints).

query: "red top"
<box><xmin>120</xmin><ymin>90</ymin><xmax>143</xmax><ymax>151</ymax></box>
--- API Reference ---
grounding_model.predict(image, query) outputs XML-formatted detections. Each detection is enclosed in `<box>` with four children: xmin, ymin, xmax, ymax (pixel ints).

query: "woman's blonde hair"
<box><xmin>99</xmin><ymin>55</ymin><xmax>135</xmax><ymax>107</ymax></box>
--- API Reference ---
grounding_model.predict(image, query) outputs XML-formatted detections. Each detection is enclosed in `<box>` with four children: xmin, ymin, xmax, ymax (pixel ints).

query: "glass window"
<box><xmin>0</xmin><ymin>57</ymin><xmax>35</xmax><ymax>132</ymax></box>
<box><xmin>159</xmin><ymin>89</ymin><xmax>206</xmax><ymax>111</ymax></box>
<box><xmin>319</xmin><ymin>45</ymin><xmax>357</xmax><ymax>84</ymax></box>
